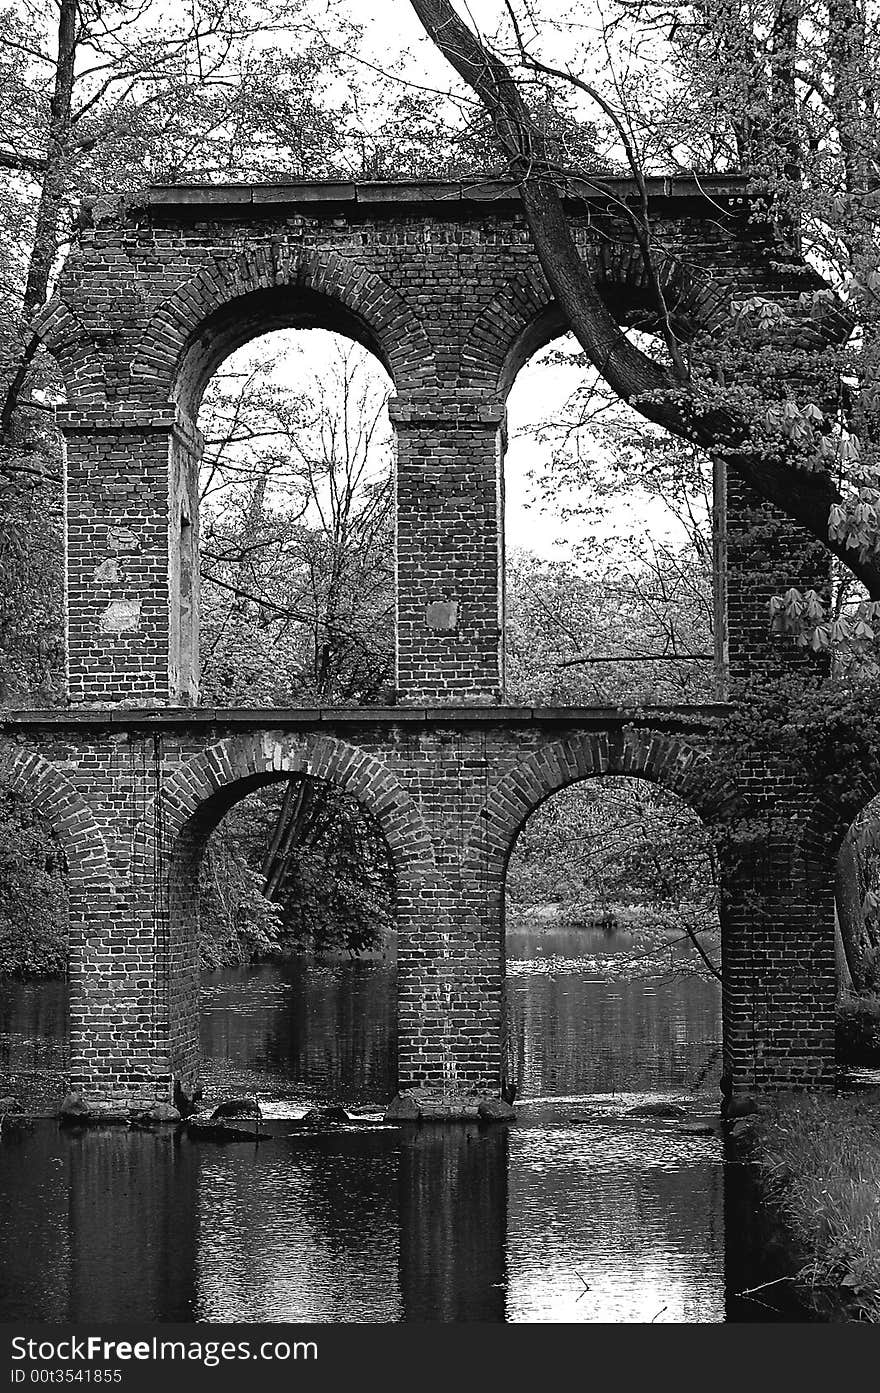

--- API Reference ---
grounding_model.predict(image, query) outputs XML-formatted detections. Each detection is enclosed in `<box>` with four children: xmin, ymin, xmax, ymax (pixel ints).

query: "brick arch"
<box><xmin>0</xmin><ymin>739</ymin><xmax>113</xmax><ymax>890</ymax></box>
<box><xmin>468</xmin><ymin>246</ymin><xmax>734</xmax><ymax>398</ymax></box>
<box><xmin>30</xmin><ymin>296</ymin><xmax>103</xmax><ymax>404</ymax></box>
<box><xmin>149</xmin><ymin>731</ymin><xmax>443</xmax><ymax>1102</ymax></box>
<box><xmin>154</xmin><ymin>730</ymin><xmax>436</xmax><ymax>885</ymax></box>
<box><xmin>129</xmin><ymin>246</ymin><xmax>434</xmax><ymax>412</ymax></box>
<box><xmin>800</xmin><ymin>777</ymin><xmax>880</xmax><ymax>886</ymax></box>
<box><xmin>594</xmin><ymin>245</ymin><xmax>733</xmax><ymax>339</ymax></box>
<box><xmin>464</xmin><ymin>729</ymin><xmax>744</xmax><ymax>878</ymax></box>
<box><xmin>464</xmin><ymin>267</ymin><xmax>553</xmax><ymax>393</ymax></box>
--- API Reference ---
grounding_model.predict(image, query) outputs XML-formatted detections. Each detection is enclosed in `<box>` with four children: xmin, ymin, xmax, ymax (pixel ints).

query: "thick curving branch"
<box><xmin>406</xmin><ymin>0</ymin><xmax>880</xmax><ymax>595</ymax></box>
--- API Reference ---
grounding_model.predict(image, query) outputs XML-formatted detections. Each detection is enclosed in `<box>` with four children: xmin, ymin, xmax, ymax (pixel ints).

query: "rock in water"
<box><xmin>134</xmin><ymin>1102</ymin><xmax>181</xmax><ymax>1125</ymax></box>
<box><xmin>187</xmin><ymin>1115</ymin><xmax>269</xmax><ymax>1143</ymax></box>
<box><xmin>384</xmin><ymin>1093</ymin><xmax>421</xmax><ymax>1122</ymax></box>
<box><xmin>300</xmin><ymin>1105</ymin><xmax>349</xmax><ymax>1126</ymax></box>
<box><xmin>210</xmin><ymin>1098</ymin><xmax>262</xmax><ymax>1122</ymax></box>
<box><xmin>478</xmin><ymin>1098</ymin><xmax>516</xmax><ymax>1123</ymax></box>
<box><xmin>59</xmin><ymin>1090</ymin><xmax>90</xmax><ymax>1122</ymax></box>
<box><xmin>628</xmin><ymin>1101</ymin><xmax>687</xmax><ymax>1119</ymax></box>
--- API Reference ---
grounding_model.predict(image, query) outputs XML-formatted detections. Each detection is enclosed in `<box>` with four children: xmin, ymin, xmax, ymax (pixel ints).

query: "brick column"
<box><xmin>720</xmin><ymin>842</ymin><xmax>836</xmax><ymax>1091</ymax></box>
<box><xmin>393</xmin><ymin>725</ymin><xmax>506</xmax><ymax>1101</ymax></box>
<box><xmin>389</xmin><ymin>392</ymin><xmax>505</xmax><ymax>705</ymax></box>
<box><xmin>58</xmin><ymin>407</ymin><xmax>201</xmax><ymax>707</ymax></box>
<box><xmin>720</xmin><ymin>468</ymin><xmax>837</xmax><ymax>1090</ymax></box>
<box><xmin>68</xmin><ymin>883</ymin><xmax>175</xmax><ymax>1108</ymax></box>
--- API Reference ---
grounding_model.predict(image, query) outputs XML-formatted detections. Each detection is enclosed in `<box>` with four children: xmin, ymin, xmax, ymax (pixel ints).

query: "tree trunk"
<box><xmin>835</xmin><ymin>828</ymin><xmax>868</xmax><ymax>990</ymax></box>
<box><xmin>2</xmin><ymin>0</ymin><xmax>77</xmax><ymax>437</ymax></box>
<box><xmin>834</xmin><ymin>904</ymin><xmax>854</xmax><ymax>993</ymax></box>
<box><xmin>406</xmin><ymin>0</ymin><xmax>880</xmax><ymax>598</ymax></box>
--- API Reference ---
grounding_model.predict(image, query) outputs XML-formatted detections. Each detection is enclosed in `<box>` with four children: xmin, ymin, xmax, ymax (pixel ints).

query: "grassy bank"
<box><xmin>748</xmin><ymin>1090</ymin><xmax>880</xmax><ymax>1321</ymax></box>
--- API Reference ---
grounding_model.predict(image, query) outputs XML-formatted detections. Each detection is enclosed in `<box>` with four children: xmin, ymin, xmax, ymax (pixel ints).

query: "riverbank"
<box><xmin>745</xmin><ymin>1089</ymin><xmax>880</xmax><ymax>1321</ymax></box>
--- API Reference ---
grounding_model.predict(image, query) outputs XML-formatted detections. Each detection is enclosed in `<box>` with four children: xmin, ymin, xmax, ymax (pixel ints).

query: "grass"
<box><xmin>750</xmin><ymin>1090</ymin><xmax>880</xmax><ymax>1321</ymax></box>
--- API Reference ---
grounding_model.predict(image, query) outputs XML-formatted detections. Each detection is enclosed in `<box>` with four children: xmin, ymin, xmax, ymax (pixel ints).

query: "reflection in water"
<box><xmin>196</xmin><ymin>1131</ymin><xmax>402</xmax><ymax>1322</ymax></box>
<box><xmin>0</xmin><ymin>977</ymin><xmax>69</xmax><ymax>1110</ymax></box>
<box><xmin>507</xmin><ymin>927</ymin><xmax>721</xmax><ymax>1099</ymax></box>
<box><xmin>200</xmin><ymin>960</ymin><xmax>397</xmax><ymax>1106</ymax></box>
<box><xmin>506</xmin><ymin>1123</ymin><xmax>724</xmax><ymax>1322</ymax></box>
<box><xmin>399</xmin><ymin>1127</ymin><xmax>508</xmax><ymax>1322</ymax></box>
<box><xmin>0</xmin><ymin>929</ymin><xmax>809</xmax><ymax>1322</ymax></box>
<box><xmin>0</xmin><ymin>1126</ymin><xmax>197</xmax><ymax>1322</ymax></box>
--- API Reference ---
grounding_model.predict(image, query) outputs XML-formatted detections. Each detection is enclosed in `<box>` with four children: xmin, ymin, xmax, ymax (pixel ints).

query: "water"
<box><xmin>0</xmin><ymin>926</ymin><xmax>812</xmax><ymax>1322</ymax></box>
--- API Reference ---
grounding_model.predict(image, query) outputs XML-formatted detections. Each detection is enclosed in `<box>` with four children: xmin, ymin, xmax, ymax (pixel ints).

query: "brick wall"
<box><xmin>1</xmin><ymin>177</ymin><xmax>851</xmax><ymax>1106</ymax></box>
<box><xmin>1</xmin><ymin>707</ymin><xmax>838</xmax><ymax>1105</ymax></box>
<box><xmin>35</xmin><ymin>177</ymin><xmax>824</xmax><ymax>710</ymax></box>
<box><xmin>720</xmin><ymin>471</ymin><xmax>838</xmax><ymax>1088</ymax></box>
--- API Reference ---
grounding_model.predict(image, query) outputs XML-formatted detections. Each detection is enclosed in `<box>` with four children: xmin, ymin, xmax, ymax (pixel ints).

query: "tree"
<box><xmin>0</xmin><ymin>790</ymin><xmax>67</xmax><ymax>976</ymax></box>
<box><xmin>405</xmin><ymin>0</ymin><xmax>880</xmax><ymax>1003</ymax></box>
<box><xmin>505</xmin><ymin>328</ymin><xmax>717</xmax><ymax>703</ymax></box>
<box><xmin>0</xmin><ymin>0</ymin><xmax>356</xmax><ymax>699</ymax></box>
<box><xmin>405</xmin><ymin>0</ymin><xmax>880</xmax><ymax>603</ymax></box>
<box><xmin>0</xmin><ymin>0</ymin><xmax>351</xmax><ymax>439</ymax></box>
<box><xmin>193</xmin><ymin>330</ymin><xmax>396</xmax><ymax>959</ymax></box>
<box><xmin>507</xmin><ymin>541</ymin><xmax>715</xmax><ymax>705</ymax></box>
<box><xmin>506</xmin><ymin>775</ymin><xmax>722</xmax><ymax>979</ymax></box>
<box><xmin>197</xmin><ymin>333</ymin><xmax>395</xmax><ymax>707</ymax></box>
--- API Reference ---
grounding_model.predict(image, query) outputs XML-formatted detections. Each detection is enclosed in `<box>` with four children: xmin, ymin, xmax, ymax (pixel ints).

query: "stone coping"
<box><xmin>0</xmin><ymin>703</ymin><xmax>732</xmax><ymax>732</ymax></box>
<box><xmin>138</xmin><ymin>173</ymin><xmax>755</xmax><ymax>215</ymax></box>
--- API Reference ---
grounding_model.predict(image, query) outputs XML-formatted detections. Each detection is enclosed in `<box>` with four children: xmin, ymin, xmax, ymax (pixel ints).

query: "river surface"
<box><xmin>0</xmin><ymin>926</ymin><xmax>811</xmax><ymax>1323</ymax></box>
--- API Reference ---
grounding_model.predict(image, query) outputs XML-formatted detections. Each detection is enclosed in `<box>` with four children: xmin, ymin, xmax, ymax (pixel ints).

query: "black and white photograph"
<box><xmin>0</xmin><ymin>0</ymin><xmax>877</xmax><ymax>1360</ymax></box>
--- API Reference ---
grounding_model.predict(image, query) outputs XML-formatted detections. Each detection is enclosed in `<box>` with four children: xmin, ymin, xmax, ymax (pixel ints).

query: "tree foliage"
<box><xmin>406</xmin><ymin>0</ymin><xmax>880</xmax><ymax>602</ymax></box>
<box><xmin>197</xmin><ymin>332</ymin><xmax>395</xmax><ymax>706</ymax></box>
<box><xmin>0</xmin><ymin>790</ymin><xmax>67</xmax><ymax>975</ymax></box>
<box><xmin>200</xmin><ymin>778</ymin><xmax>395</xmax><ymax>966</ymax></box>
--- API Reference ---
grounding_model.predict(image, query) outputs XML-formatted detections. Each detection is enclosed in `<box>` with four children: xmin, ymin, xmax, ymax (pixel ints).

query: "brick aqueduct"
<box><xmin>0</xmin><ymin>174</ymin><xmax>854</xmax><ymax>1110</ymax></box>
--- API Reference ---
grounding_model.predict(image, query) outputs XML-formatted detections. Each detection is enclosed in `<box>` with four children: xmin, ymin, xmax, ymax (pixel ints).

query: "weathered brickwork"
<box><xmin>35</xmin><ymin>175</ymin><xmax>822</xmax><ymax>708</ymax></box>
<box><xmin>0</xmin><ymin>176</ymin><xmax>854</xmax><ymax>1107</ymax></box>
<box><xmin>0</xmin><ymin>710</ymin><xmax>739</xmax><ymax>1104</ymax></box>
<box><xmin>0</xmin><ymin>700</ymin><xmax>848</xmax><ymax>1106</ymax></box>
<box><xmin>719</xmin><ymin>470</ymin><xmax>840</xmax><ymax>1090</ymax></box>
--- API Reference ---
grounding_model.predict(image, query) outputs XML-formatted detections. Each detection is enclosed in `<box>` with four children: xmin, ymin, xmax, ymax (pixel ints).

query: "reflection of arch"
<box><xmin>471</xmin><ymin>246</ymin><xmax>734</xmax><ymax>398</ymax></box>
<box><xmin>130</xmin><ymin>248</ymin><xmax>434</xmax><ymax>414</ymax></box>
<box><xmin>155</xmin><ymin>731</ymin><xmax>435</xmax><ymax>885</ymax></box>
<box><xmin>0</xmin><ymin>739</ymin><xmax>112</xmax><ymax>890</ymax></box>
<box><xmin>464</xmin><ymin>729</ymin><xmax>743</xmax><ymax>877</ymax></box>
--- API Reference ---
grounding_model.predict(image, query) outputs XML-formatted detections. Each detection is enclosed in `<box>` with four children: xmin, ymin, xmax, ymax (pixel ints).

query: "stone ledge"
<box><xmin>384</xmin><ymin>1090</ymin><xmax>516</xmax><ymax>1123</ymax></box>
<box><xmin>137</xmin><ymin>173</ymin><xmax>756</xmax><ymax>220</ymax></box>
<box><xmin>0</xmin><ymin>703</ymin><xmax>733</xmax><ymax>733</ymax></box>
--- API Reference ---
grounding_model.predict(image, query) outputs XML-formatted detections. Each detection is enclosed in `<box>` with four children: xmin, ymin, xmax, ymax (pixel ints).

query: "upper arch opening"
<box><xmin>496</xmin><ymin>255</ymin><xmax>724</xmax><ymax>403</ymax></box>
<box><xmin>175</xmin><ymin>286</ymin><xmax>395</xmax><ymax>423</ymax></box>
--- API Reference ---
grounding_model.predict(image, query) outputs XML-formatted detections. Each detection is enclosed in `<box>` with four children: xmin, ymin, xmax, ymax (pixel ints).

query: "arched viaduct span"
<box><xmin>2</xmin><ymin>176</ymin><xmax>842</xmax><ymax>1109</ymax></box>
